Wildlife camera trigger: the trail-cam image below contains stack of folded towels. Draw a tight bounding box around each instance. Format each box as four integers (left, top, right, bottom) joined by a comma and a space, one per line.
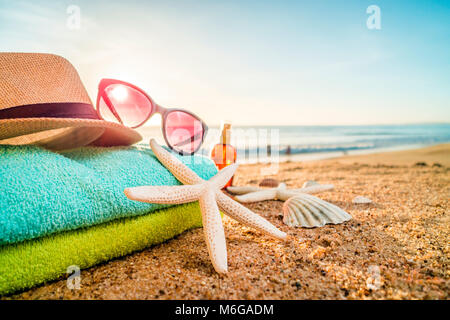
0, 144, 217, 295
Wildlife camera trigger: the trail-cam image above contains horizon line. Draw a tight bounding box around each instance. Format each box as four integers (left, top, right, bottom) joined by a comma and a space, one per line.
139, 121, 450, 128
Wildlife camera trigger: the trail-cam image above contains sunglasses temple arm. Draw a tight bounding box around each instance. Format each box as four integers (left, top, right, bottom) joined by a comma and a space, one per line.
101, 92, 124, 125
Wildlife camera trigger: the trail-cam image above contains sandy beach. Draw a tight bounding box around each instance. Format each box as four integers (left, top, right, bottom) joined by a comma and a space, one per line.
5, 143, 449, 300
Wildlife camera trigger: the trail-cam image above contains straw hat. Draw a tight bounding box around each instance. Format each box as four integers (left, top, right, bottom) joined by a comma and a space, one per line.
0, 52, 142, 150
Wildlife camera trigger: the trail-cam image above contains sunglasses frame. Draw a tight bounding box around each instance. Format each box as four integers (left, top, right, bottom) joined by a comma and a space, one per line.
96, 78, 208, 155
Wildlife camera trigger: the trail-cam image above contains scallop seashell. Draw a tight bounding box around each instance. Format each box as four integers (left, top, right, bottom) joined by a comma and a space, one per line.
352, 196, 372, 204
282, 194, 352, 228
259, 178, 280, 188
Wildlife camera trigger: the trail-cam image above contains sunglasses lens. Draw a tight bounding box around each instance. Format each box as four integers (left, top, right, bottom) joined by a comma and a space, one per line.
99, 84, 152, 127
165, 111, 204, 154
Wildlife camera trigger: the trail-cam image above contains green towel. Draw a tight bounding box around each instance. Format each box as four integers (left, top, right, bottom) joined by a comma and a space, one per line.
0, 145, 217, 246
0, 202, 203, 295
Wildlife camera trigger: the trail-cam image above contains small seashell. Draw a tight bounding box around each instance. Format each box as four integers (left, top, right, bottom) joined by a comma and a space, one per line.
259, 178, 279, 188
352, 196, 372, 204
302, 180, 320, 188
282, 194, 352, 228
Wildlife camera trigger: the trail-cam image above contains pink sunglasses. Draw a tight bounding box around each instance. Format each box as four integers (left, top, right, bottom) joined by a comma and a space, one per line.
96, 79, 208, 155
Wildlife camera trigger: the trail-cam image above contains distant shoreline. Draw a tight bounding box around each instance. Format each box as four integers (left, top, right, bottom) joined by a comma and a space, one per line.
236, 142, 450, 165
278, 143, 438, 162
234, 142, 450, 168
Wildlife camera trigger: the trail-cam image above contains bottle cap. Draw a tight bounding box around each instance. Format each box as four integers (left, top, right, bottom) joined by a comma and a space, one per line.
220, 122, 231, 145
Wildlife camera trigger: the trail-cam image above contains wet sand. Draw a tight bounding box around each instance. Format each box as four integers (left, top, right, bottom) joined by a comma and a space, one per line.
5, 144, 449, 299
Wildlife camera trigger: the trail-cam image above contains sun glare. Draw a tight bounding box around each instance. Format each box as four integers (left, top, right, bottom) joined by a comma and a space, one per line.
110, 85, 129, 102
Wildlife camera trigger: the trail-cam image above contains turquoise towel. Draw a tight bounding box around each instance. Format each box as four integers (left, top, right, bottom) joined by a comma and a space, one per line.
0, 144, 217, 246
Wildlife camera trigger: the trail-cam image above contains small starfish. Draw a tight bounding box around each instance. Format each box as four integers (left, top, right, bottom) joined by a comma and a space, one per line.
227, 182, 334, 203
124, 139, 287, 274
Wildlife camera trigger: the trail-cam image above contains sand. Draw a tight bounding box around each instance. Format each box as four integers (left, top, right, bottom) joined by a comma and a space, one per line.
4, 144, 449, 300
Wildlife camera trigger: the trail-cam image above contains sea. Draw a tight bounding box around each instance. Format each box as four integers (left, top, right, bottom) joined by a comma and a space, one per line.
136, 123, 450, 163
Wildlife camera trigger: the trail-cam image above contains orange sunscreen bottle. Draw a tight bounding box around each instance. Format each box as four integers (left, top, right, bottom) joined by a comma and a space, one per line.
211, 123, 237, 188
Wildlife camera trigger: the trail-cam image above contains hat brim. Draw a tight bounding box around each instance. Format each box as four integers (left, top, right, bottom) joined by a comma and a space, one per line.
0, 118, 142, 150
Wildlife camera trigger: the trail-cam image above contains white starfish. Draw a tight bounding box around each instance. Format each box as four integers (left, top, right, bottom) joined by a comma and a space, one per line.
227, 182, 334, 203
124, 139, 287, 274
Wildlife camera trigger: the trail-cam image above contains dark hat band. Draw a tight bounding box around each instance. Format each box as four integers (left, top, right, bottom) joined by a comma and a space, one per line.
0, 103, 100, 120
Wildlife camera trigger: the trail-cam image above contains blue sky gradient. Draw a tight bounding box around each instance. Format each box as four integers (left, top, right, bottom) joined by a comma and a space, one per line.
0, 0, 449, 125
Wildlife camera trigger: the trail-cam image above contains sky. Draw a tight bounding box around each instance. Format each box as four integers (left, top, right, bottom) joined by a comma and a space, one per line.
0, 0, 449, 126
